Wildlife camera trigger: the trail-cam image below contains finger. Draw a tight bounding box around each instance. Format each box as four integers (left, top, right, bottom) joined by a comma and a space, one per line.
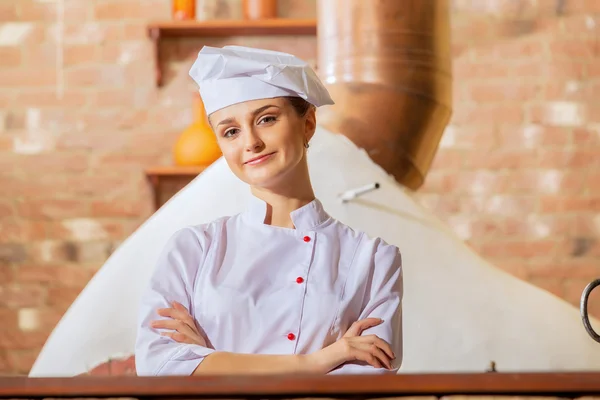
172, 301, 189, 313
157, 308, 197, 331
354, 335, 395, 360
355, 342, 392, 370
151, 319, 198, 339
345, 318, 383, 337
352, 348, 383, 369
160, 331, 194, 344
372, 337, 395, 360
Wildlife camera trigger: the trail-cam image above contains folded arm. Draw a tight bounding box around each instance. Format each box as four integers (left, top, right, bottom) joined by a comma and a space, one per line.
329, 240, 403, 375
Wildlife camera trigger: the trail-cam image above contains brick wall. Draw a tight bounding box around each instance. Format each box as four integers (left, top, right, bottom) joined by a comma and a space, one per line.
0, 0, 598, 375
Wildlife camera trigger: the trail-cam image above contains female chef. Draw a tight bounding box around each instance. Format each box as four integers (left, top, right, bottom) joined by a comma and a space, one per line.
135, 45, 403, 376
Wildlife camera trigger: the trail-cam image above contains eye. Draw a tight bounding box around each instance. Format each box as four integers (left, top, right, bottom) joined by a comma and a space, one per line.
258, 115, 277, 124
223, 128, 239, 138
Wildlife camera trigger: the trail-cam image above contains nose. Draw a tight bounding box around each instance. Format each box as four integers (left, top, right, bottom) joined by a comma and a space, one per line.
244, 128, 264, 152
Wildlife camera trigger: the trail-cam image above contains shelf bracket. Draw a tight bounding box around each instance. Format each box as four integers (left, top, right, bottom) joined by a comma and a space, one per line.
148, 27, 163, 87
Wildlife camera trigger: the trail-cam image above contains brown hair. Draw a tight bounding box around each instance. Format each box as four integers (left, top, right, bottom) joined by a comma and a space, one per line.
286, 96, 315, 117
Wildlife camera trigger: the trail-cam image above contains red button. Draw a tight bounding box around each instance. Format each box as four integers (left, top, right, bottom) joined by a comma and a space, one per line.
296, 277, 304, 284
287, 333, 296, 341
303, 236, 311, 242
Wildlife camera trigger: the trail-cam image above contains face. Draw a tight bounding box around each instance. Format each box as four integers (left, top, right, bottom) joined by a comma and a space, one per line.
209, 97, 316, 189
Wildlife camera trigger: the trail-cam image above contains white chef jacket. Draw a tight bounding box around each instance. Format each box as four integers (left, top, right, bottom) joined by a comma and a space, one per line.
135, 196, 403, 376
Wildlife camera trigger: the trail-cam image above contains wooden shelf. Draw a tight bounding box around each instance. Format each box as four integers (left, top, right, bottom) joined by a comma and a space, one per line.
145, 165, 207, 209
147, 18, 317, 86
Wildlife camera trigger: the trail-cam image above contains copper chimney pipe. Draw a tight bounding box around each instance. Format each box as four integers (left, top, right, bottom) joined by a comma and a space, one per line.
317, 0, 453, 190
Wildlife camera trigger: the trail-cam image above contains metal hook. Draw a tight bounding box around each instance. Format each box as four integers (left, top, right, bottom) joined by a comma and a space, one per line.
581, 279, 600, 343
339, 182, 380, 203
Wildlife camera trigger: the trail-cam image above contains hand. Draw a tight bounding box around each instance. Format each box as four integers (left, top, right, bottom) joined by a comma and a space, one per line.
309, 318, 395, 373
151, 301, 207, 346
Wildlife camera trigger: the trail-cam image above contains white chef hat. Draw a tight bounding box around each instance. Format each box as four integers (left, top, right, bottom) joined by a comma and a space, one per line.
189, 45, 335, 116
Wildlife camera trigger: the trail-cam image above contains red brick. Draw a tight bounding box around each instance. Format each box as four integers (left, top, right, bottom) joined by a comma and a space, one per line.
498, 125, 571, 148
0, 329, 49, 351
528, 260, 600, 279
12, 90, 88, 108
16, 265, 96, 287
420, 171, 459, 193
429, 149, 464, 169
29, 241, 75, 264
560, 14, 600, 35
91, 197, 151, 218
64, 45, 99, 66
508, 61, 544, 78
0, 200, 13, 218
20, 153, 89, 175
589, 63, 600, 78
561, 196, 600, 212
548, 38, 596, 59
545, 61, 586, 79
464, 149, 538, 169
57, 129, 131, 151
538, 150, 598, 168
573, 127, 600, 146
502, 215, 572, 238
479, 240, 557, 259
0, 308, 18, 328
6, 349, 39, 375
587, 172, 600, 195
47, 286, 83, 309
0, 243, 27, 264
454, 61, 510, 80
0, 2, 17, 21
454, 171, 506, 195
458, 105, 524, 125
0, 47, 21, 68
440, 125, 497, 150
493, 38, 545, 60
94, 0, 168, 20
0, 264, 14, 285
66, 66, 127, 88
92, 90, 136, 108
507, 170, 585, 194
0, 69, 56, 88
16, 199, 89, 220
18, 0, 89, 22
100, 41, 152, 65
0, 285, 46, 308
123, 22, 148, 40
528, 277, 564, 298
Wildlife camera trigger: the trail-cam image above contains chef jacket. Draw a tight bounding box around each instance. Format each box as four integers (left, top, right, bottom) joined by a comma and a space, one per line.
135, 196, 403, 375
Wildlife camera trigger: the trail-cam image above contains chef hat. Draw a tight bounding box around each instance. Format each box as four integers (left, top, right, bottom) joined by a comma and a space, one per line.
189, 45, 335, 115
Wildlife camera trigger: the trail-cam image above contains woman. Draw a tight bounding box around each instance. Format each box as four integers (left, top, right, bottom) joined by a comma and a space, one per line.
135, 45, 403, 376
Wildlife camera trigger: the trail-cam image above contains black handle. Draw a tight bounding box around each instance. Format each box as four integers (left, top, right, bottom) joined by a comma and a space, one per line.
581, 279, 600, 343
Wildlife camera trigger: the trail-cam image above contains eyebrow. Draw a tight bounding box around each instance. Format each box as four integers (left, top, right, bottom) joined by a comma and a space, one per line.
216, 104, 280, 127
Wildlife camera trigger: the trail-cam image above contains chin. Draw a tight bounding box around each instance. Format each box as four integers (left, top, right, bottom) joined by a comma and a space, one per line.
241, 165, 292, 189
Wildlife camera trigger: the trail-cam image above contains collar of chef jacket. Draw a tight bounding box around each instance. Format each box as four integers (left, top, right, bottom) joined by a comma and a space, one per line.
243, 195, 331, 231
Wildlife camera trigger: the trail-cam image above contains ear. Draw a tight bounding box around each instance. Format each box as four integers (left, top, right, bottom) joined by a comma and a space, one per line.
304, 107, 317, 142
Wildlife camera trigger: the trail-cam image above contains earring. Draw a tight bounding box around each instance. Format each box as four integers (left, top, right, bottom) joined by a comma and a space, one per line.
304, 142, 310, 149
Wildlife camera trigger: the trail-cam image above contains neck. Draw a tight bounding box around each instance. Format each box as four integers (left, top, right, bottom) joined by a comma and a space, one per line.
251, 163, 315, 229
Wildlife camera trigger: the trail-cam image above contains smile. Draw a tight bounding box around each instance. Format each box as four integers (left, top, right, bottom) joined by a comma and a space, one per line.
244, 152, 276, 166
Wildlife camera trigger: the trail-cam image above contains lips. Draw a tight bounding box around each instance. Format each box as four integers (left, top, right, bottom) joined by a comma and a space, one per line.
244, 152, 275, 165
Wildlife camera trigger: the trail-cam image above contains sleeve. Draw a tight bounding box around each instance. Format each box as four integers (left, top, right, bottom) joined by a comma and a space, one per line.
328, 240, 403, 375
135, 227, 216, 376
